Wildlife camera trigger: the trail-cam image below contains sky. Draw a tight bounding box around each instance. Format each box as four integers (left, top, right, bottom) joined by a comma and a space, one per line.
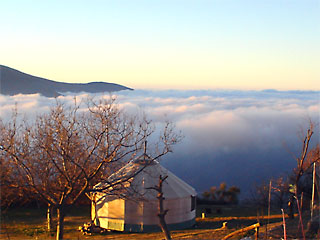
1, 0, 319, 90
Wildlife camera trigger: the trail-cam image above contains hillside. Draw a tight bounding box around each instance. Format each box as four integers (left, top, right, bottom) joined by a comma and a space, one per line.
0, 65, 133, 97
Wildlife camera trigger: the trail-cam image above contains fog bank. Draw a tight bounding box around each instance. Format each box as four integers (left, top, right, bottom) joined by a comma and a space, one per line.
0, 89, 319, 197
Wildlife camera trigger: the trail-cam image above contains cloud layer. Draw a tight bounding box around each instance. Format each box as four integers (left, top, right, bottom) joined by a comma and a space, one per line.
1, 90, 319, 198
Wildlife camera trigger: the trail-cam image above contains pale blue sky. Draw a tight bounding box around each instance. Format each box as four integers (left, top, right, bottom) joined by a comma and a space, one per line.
1, 0, 319, 90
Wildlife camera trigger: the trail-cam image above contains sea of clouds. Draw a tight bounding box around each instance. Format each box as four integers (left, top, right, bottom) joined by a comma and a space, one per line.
0, 89, 319, 199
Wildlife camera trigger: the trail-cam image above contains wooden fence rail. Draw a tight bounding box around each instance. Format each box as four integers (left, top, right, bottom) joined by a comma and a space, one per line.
222, 223, 260, 240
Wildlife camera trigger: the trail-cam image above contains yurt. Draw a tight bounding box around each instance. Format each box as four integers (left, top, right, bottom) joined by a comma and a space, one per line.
91, 155, 197, 232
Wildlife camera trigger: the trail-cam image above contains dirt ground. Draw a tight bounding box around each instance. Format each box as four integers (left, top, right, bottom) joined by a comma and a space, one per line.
1, 206, 319, 239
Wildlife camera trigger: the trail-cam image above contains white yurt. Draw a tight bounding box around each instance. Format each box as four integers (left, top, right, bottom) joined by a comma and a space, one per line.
91, 154, 197, 232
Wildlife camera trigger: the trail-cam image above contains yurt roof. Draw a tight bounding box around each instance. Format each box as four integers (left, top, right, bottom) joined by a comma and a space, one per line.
94, 157, 196, 200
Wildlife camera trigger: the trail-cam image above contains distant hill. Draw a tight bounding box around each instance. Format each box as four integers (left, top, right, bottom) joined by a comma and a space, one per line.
0, 65, 133, 97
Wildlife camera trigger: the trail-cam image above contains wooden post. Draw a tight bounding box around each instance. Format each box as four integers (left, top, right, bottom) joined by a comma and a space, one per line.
281, 208, 287, 240
266, 180, 272, 239
311, 162, 316, 219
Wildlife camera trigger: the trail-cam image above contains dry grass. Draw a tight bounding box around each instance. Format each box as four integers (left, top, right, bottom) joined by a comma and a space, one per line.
1, 205, 313, 240
0, 210, 234, 240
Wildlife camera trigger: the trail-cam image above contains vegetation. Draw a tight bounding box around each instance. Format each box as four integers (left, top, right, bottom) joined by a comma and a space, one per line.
201, 182, 241, 205
0, 97, 180, 240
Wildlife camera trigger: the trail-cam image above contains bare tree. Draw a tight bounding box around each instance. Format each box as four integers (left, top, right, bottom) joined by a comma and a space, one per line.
288, 122, 319, 219
249, 177, 290, 210
272, 177, 290, 209
0, 97, 179, 240
0, 145, 30, 209
0, 115, 38, 210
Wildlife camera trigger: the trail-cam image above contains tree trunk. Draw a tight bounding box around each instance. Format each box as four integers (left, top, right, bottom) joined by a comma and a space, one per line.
157, 176, 171, 240
56, 207, 65, 240
158, 193, 171, 240
47, 203, 53, 231
158, 212, 171, 240
147, 175, 171, 240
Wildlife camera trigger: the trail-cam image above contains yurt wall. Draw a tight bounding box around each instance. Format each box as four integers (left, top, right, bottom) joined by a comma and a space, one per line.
93, 194, 126, 231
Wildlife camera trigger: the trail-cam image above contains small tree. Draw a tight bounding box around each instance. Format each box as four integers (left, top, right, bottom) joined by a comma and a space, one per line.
216, 182, 227, 201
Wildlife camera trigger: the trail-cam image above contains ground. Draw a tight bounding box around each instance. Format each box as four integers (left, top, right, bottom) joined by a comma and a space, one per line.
0, 205, 318, 239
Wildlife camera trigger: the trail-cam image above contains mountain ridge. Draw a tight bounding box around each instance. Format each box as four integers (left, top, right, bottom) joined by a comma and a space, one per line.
0, 65, 133, 97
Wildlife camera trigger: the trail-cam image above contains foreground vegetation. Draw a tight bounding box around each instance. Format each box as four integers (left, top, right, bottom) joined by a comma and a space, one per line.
1, 204, 315, 240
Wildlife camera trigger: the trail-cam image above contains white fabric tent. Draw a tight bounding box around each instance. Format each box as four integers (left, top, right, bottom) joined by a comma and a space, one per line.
91, 157, 197, 232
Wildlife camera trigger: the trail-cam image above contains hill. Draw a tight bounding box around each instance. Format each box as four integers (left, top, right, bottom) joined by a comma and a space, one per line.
0, 65, 133, 97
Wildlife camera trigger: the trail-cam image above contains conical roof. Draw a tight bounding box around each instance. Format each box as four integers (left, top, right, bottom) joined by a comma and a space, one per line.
95, 157, 196, 200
